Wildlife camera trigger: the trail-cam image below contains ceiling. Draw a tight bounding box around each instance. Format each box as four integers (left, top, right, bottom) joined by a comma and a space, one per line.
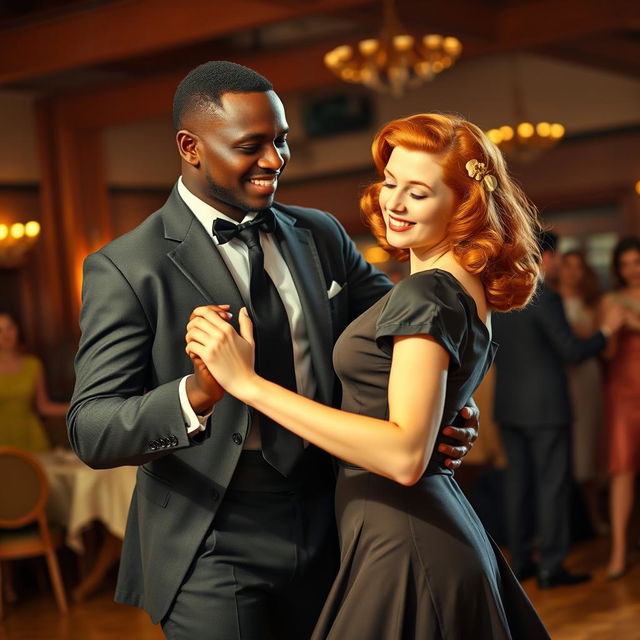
0, 0, 638, 94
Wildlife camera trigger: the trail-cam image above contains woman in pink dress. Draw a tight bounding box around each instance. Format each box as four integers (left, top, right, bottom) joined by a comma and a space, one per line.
602, 237, 640, 578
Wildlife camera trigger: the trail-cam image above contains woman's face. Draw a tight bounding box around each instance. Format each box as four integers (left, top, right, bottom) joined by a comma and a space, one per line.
618, 248, 640, 288
0, 314, 19, 351
559, 254, 585, 289
379, 146, 454, 259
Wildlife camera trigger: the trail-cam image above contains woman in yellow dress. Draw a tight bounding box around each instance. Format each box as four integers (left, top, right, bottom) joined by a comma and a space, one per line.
0, 311, 68, 452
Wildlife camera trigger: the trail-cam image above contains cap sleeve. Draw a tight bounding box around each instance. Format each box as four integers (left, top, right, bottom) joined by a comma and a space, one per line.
375, 272, 466, 368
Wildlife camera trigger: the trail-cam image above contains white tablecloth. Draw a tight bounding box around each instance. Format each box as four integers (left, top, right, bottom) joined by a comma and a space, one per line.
36, 449, 137, 553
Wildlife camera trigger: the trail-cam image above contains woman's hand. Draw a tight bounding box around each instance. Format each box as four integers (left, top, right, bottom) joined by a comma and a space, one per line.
186, 305, 257, 398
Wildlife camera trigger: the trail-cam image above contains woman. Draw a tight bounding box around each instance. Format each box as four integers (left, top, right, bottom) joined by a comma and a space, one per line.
601, 237, 640, 579
558, 251, 607, 534
0, 311, 68, 451
186, 114, 549, 638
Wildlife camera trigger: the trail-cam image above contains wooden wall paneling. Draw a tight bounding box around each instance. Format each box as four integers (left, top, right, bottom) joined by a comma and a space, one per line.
36, 98, 112, 338
35, 101, 75, 347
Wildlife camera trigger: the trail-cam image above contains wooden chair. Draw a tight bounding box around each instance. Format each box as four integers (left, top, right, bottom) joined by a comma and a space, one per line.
0, 447, 68, 619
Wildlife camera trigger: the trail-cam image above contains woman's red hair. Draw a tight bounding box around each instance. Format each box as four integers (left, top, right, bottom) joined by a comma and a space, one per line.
361, 113, 540, 311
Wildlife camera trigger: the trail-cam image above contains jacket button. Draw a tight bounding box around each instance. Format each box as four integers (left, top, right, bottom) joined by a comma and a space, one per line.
149, 441, 158, 450
232, 433, 243, 445
169, 435, 178, 446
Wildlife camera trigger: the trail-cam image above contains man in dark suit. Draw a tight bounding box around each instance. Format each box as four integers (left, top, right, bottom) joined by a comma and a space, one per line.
493, 230, 623, 589
67, 61, 478, 639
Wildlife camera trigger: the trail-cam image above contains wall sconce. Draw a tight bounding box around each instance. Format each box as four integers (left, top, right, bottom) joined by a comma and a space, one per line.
0, 221, 41, 268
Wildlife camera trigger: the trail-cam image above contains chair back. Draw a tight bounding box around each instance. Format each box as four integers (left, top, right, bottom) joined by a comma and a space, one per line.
0, 447, 49, 529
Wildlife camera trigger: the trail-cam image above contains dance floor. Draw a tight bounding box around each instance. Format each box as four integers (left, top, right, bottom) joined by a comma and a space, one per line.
1, 530, 639, 640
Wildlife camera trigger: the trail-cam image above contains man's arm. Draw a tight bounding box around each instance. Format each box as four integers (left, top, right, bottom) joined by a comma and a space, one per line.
67, 252, 191, 468
536, 287, 611, 363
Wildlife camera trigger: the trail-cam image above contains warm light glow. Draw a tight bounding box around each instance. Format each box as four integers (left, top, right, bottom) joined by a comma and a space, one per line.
635, 180, 640, 196
550, 123, 565, 139
536, 122, 551, 137
499, 125, 515, 141
487, 129, 502, 144
364, 246, 391, 264
10, 223, 25, 239
393, 34, 414, 51
25, 220, 41, 238
324, 0, 462, 97
359, 39, 379, 56
0, 220, 42, 267
517, 122, 535, 138
423, 34, 443, 49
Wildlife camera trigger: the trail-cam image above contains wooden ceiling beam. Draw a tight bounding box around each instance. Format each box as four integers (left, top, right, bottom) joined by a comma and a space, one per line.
497, 0, 640, 49
44, 39, 345, 129
0, 0, 376, 84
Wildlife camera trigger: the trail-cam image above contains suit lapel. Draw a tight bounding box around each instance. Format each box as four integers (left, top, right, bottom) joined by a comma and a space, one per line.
274, 208, 335, 406
162, 187, 245, 313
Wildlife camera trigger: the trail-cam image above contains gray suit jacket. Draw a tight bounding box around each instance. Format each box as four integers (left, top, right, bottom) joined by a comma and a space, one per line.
67, 186, 391, 622
492, 280, 606, 427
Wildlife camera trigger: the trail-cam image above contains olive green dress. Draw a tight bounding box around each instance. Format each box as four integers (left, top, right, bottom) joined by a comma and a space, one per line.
0, 355, 50, 452
312, 270, 549, 640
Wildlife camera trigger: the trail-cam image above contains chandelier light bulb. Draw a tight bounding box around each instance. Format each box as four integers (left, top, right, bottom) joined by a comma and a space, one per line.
517, 122, 535, 138
25, 221, 41, 238
499, 125, 515, 141
10, 223, 25, 239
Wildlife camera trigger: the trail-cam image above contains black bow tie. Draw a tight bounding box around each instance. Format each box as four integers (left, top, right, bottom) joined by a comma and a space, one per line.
212, 210, 276, 245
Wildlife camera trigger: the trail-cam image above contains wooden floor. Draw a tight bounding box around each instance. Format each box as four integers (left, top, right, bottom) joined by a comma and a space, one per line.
1, 532, 639, 639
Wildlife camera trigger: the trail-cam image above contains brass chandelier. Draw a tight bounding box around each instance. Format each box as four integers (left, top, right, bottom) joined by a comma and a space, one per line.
486, 57, 565, 163
324, 0, 462, 97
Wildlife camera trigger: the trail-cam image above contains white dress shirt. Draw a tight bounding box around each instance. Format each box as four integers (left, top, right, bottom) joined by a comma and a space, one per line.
176, 177, 317, 434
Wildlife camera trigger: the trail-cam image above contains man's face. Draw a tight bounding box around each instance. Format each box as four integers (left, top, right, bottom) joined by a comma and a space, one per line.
179, 90, 290, 221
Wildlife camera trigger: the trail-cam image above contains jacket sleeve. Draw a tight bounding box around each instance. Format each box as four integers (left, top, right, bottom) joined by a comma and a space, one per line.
67, 252, 192, 469
326, 213, 392, 320
535, 287, 606, 364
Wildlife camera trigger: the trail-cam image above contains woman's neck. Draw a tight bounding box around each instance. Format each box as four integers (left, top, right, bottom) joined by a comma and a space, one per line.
409, 241, 452, 274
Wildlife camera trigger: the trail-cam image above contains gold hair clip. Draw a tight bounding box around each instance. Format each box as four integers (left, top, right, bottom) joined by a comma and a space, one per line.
465, 159, 497, 192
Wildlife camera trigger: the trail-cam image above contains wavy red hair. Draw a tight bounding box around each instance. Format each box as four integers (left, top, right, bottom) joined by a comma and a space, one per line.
361, 113, 540, 311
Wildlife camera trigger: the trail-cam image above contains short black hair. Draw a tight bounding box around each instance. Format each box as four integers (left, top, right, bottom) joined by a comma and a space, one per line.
172, 61, 273, 130
537, 230, 558, 254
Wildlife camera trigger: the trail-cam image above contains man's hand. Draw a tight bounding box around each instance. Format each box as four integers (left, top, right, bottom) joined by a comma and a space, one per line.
438, 405, 479, 470
185, 305, 232, 414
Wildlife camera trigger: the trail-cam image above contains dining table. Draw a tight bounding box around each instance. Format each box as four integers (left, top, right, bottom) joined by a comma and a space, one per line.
36, 448, 138, 601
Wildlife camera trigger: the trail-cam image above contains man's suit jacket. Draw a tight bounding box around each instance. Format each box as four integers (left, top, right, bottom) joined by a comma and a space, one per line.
67, 186, 392, 622
492, 280, 606, 427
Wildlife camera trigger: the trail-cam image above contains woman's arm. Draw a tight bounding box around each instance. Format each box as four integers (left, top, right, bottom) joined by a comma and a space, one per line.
34, 367, 69, 417
598, 294, 619, 359
186, 306, 449, 486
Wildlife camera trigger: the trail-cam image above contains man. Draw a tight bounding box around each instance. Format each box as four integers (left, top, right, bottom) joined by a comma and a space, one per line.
67, 61, 477, 639
493, 230, 623, 589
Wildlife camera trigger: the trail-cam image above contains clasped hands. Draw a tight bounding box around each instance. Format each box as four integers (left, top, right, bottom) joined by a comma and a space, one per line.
185, 304, 479, 469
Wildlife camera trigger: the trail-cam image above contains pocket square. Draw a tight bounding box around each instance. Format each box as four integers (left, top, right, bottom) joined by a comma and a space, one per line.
327, 281, 344, 299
